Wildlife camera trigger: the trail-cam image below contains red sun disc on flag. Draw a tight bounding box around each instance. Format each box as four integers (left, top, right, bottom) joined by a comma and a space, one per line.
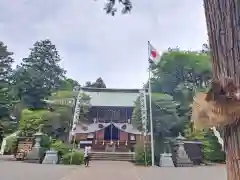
151, 50, 157, 58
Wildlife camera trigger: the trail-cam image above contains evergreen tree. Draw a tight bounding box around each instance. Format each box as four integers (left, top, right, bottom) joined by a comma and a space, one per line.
0, 41, 14, 119
0, 41, 14, 142
84, 77, 106, 88
12, 39, 66, 109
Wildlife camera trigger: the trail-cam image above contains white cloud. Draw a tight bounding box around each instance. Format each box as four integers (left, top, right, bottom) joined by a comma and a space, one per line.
0, 0, 207, 88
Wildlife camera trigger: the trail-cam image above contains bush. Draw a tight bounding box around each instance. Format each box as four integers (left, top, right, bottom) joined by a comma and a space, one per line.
186, 129, 225, 163
40, 135, 51, 149
134, 142, 151, 165
203, 132, 225, 163
4, 136, 17, 154
50, 140, 70, 157
62, 151, 84, 165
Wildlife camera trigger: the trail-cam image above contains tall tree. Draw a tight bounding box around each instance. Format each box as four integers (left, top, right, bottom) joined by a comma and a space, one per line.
12, 39, 66, 109
0, 42, 14, 142
92, 77, 106, 88
151, 50, 212, 130
192, 1, 240, 179
0, 41, 14, 120
132, 93, 179, 137
84, 77, 106, 88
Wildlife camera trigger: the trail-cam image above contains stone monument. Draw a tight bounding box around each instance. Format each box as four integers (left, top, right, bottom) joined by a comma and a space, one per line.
42, 149, 59, 164
173, 133, 193, 167
24, 126, 45, 163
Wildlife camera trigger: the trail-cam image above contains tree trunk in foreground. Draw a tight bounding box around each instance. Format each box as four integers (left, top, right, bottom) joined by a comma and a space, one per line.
204, 1, 240, 180
224, 124, 240, 180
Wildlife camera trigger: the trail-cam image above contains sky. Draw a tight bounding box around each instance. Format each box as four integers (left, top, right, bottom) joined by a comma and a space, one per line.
0, 0, 208, 88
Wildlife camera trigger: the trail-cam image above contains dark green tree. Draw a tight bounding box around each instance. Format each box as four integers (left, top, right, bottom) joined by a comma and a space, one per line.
0, 41, 14, 119
84, 77, 106, 88
12, 39, 66, 109
132, 93, 179, 137
151, 49, 212, 132
0, 41, 14, 142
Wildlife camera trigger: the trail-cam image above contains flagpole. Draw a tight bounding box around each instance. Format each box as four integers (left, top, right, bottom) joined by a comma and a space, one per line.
148, 41, 155, 166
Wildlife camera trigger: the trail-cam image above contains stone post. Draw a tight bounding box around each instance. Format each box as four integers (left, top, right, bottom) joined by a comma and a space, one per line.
24, 127, 44, 163
159, 141, 174, 167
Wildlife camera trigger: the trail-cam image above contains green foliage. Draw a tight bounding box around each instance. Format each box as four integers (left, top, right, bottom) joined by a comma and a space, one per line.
0, 41, 14, 120
84, 77, 106, 88
186, 129, 225, 163
19, 108, 71, 137
50, 140, 70, 157
132, 48, 224, 164
132, 93, 179, 137
62, 151, 84, 165
19, 109, 51, 136
49, 91, 76, 100
79, 93, 91, 122
131, 97, 142, 130
151, 93, 180, 136
1, 120, 18, 136
12, 39, 66, 109
4, 136, 17, 154
203, 131, 225, 162
151, 49, 212, 129
58, 78, 79, 91
40, 135, 51, 149
134, 142, 151, 165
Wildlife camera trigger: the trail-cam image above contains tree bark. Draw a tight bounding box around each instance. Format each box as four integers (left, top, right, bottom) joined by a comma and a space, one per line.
224, 124, 240, 180
203, 1, 240, 180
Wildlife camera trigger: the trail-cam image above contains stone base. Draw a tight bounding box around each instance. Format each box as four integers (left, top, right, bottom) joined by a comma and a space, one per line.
42, 150, 59, 164
175, 157, 193, 167
175, 143, 193, 167
159, 153, 174, 167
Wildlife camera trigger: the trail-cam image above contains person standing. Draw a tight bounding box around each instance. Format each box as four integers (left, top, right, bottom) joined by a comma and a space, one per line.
84, 146, 90, 167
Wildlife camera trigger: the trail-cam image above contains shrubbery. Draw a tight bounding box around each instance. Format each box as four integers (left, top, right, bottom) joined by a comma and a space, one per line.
50, 140, 70, 157
4, 136, 17, 154
186, 128, 225, 163
202, 131, 225, 162
62, 151, 84, 165
134, 142, 151, 165
40, 134, 51, 149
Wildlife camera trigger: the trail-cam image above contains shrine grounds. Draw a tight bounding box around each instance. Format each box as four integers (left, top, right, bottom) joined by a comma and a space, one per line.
0, 160, 226, 180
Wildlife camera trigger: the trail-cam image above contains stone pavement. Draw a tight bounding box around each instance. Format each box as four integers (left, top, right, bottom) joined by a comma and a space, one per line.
0, 161, 76, 180
63, 161, 142, 180
0, 159, 227, 180
136, 164, 227, 180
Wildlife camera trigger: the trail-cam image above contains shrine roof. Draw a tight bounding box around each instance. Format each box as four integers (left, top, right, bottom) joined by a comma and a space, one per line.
72, 123, 143, 135
81, 87, 141, 107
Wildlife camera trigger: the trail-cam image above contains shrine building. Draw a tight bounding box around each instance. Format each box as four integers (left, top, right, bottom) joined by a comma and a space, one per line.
70, 87, 149, 152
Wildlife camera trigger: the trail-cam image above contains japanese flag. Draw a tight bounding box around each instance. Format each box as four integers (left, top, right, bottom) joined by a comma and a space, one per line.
148, 41, 160, 64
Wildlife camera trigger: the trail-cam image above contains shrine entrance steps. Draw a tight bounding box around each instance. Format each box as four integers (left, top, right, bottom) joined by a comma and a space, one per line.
89, 151, 135, 162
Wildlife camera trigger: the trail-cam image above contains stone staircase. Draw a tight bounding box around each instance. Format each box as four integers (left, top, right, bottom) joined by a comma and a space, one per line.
89, 152, 135, 162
